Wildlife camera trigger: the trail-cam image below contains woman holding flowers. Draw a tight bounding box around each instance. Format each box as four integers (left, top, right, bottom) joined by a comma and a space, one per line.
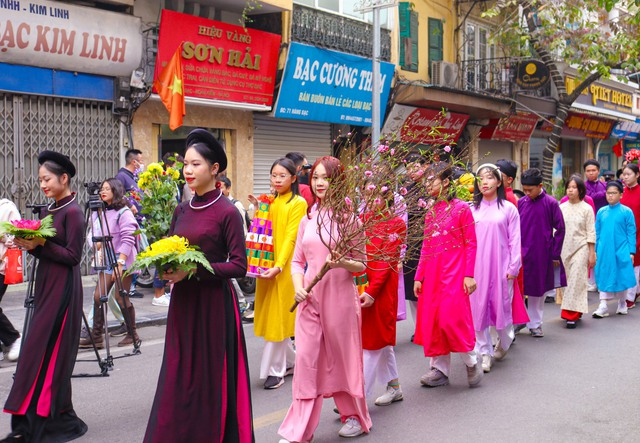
413, 162, 482, 388
470, 164, 521, 373
278, 156, 372, 443
143, 129, 253, 443
79, 178, 140, 349
251, 157, 307, 390
3, 151, 87, 442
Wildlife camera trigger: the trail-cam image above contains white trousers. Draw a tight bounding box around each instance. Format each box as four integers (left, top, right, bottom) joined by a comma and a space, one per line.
475, 325, 514, 357
363, 346, 399, 397
526, 290, 554, 329
599, 290, 627, 301
260, 338, 296, 379
431, 351, 477, 377
626, 266, 640, 302
408, 300, 418, 326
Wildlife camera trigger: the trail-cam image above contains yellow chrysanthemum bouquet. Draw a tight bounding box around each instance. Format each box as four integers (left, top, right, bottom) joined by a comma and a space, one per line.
127, 235, 213, 279
137, 162, 183, 242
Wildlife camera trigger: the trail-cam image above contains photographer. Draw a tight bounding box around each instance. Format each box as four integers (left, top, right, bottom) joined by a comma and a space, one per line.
80, 178, 140, 348
285, 152, 314, 207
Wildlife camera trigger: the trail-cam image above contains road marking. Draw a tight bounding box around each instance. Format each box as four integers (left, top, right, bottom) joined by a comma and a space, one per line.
253, 408, 288, 429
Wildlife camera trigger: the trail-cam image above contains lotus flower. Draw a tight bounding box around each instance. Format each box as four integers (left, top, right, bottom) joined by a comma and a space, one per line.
11, 219, 41, 230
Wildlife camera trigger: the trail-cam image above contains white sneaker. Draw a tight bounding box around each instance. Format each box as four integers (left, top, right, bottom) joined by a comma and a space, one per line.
617, 299, 628, 315
482, 354, 492, 373
152, 293, 171, 307
494, 339, 508, 361
592, 302, 609, 318
338, 417, 363, 438
7, 336, 21, 362
374, 385, 403, 406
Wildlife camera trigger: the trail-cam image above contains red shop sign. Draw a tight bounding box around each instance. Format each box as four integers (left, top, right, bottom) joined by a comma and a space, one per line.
539, 111, 614, 140
480, 112, 539, 142
154, 10, 281, 107
382, 105, 469, 145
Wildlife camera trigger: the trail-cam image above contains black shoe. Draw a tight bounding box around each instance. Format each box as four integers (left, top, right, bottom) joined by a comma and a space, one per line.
129, 290, 144, 298
545, 295, 555, 303
264, 376, 284, 389
566, 321, 577, 329
109, 323, 128, 337
513, 324, 526, 334
410, 334, 414, 343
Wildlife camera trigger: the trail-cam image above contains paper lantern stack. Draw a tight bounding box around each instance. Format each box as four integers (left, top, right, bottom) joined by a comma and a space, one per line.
246, 195, 275, 277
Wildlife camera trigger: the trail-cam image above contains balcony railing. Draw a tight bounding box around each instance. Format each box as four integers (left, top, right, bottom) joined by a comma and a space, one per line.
460, 57, 552, 98
291, 4, 391, 62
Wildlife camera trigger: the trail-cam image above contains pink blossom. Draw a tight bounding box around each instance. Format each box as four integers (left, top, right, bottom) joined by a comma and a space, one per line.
415, 170, 424, 177
367, 184, 376, 191
11, 219, 41, 230
354, 165, 359, 170
390, 148, 395, 155
381, 186, 389, 193
432, 231, 441, 237
344, 197, 352, 207
364, 170, 373, 177
374, 197, 382, 206
418, 199, 428, 208
388, 233, 399, 242
399, 187, 407, 196
444, 145, 452, 153
377, 145, 390, 153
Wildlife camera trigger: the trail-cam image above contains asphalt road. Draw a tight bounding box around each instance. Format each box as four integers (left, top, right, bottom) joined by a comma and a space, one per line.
1, 291, 640, 442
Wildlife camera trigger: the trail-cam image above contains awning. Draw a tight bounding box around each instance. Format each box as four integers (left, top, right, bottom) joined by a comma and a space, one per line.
381, 104, 469, 145
479, 111, 539, 142
393, 83, 511, 120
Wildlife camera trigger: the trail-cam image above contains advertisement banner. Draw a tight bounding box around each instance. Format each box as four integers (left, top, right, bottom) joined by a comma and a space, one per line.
540, 112, 614, 140
479, 112, 539, 142
381, 104, 469, 145
274, 42, 395, 126
154, 10, 281, 107
0, 0, 142, 77
611, 120, 640, 140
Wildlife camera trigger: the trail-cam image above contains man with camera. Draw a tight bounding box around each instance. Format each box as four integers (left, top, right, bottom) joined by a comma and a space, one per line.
285, 152, 314, 207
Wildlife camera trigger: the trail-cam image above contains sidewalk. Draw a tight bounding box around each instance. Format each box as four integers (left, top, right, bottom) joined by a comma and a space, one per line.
2, 276, 170, 334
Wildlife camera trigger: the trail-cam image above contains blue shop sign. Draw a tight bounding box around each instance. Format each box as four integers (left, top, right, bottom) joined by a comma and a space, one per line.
275, 42, 395, 126
611, 119, 640, 140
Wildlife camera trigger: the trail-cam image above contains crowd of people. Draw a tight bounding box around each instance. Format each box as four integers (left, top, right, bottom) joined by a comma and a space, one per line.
1, 133, 639, 443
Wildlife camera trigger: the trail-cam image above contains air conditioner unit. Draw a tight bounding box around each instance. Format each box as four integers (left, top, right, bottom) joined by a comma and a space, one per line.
432, 61, 459, 88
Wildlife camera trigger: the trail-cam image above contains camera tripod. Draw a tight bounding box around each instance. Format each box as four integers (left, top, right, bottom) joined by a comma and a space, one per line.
20, 204, 48, 345
74, 187, 141, 377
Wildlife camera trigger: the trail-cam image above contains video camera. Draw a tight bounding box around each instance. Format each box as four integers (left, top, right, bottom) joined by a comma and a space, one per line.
84, 181, 105, 210
26, 203, 48, 216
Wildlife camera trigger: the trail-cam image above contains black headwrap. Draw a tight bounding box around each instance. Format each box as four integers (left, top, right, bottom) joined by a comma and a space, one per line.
38, 150, 76, 177
186, 129, 228, 172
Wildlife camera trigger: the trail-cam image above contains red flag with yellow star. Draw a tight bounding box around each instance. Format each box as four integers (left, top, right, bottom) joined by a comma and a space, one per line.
154, 43, 185, 130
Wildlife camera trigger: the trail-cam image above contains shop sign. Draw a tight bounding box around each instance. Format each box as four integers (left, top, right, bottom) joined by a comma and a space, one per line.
565, 75, 634, 115
0, 0, 142, 77
611, 120, 640, 140
625, 140, 640, 152
516, 60, 550, 90
274, 42, 395, 126
479, 112, 539, 142
381, 104, 469, 145
154, 10, 281, 107
540, 112, 614, 140
634, 93, 640, 116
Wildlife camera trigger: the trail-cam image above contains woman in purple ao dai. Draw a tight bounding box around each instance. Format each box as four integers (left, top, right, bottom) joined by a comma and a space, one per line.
470, 164, 521, 373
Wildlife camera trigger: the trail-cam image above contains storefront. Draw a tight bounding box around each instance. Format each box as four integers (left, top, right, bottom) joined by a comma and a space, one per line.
132, 9, 281, 204
0, 0, 142, 215
253, 41, 396, 193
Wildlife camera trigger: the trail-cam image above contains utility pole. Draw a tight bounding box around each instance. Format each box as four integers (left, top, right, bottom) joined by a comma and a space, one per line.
356, 0, 396, 148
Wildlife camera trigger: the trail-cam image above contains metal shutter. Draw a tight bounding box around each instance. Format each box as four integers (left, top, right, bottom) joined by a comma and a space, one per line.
253, 115, 331, 195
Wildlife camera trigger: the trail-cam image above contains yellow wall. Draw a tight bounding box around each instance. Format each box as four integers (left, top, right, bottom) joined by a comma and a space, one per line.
132, 100, 254, 207
393, 0, 457, 83
261, 0, 292, 11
